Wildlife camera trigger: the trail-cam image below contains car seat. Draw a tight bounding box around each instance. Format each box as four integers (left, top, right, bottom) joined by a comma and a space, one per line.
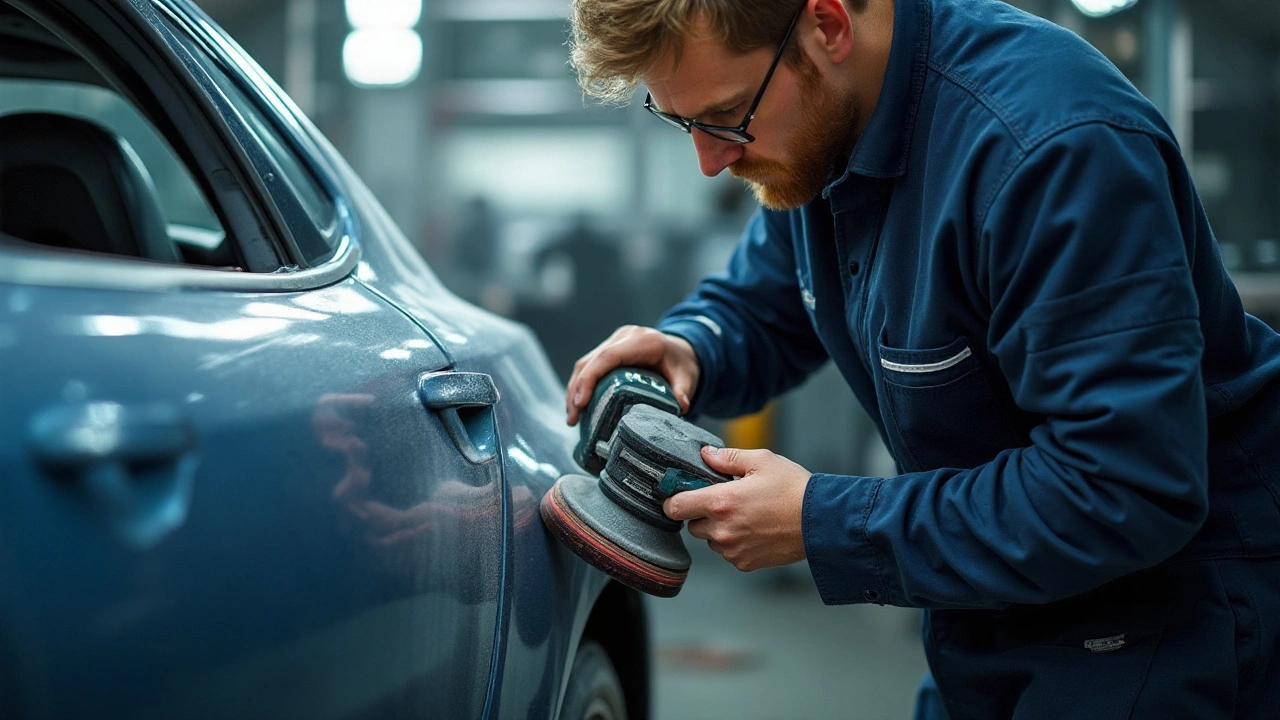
0, 112, 180, 263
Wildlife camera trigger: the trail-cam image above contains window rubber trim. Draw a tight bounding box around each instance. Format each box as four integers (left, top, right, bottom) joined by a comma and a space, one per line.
156, 0, 355, 267
0, 234, 359, 292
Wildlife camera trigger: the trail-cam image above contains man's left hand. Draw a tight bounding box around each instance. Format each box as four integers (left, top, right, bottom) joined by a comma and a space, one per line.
662, 446, 811, 571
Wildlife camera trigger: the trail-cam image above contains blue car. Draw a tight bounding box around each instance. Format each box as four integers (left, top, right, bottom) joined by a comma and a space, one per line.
0, 0, 647, 717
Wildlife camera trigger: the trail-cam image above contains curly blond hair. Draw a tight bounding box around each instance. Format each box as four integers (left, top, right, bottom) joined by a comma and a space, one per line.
570, 0, 815, 105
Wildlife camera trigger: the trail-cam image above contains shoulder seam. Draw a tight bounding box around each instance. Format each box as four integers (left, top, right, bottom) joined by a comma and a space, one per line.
973, 119, 1171, 239
927, 58, 1031, 149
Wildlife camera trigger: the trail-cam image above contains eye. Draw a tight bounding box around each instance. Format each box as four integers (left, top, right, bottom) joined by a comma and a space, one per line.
708, 105, 742, 121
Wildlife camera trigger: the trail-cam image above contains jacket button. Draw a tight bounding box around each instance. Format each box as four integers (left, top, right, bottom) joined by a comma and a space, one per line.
862, 589, 880, 603
848, 261, 860, 276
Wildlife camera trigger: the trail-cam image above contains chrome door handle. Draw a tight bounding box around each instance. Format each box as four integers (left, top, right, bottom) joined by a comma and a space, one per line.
418, 371, 499, 464
27, 401, 198, 548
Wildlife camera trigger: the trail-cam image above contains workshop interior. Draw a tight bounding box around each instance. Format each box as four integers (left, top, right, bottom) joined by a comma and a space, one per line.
2, 0, 1278, 718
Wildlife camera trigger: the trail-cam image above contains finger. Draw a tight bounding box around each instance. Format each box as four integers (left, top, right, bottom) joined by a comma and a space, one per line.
567, 326, 663, 425
705, 538, 726, 557
566, 330, 634, 415
663, 485, 718, 521
668, 370, 695, 414
700, 445, 765, 477
652, 334, 697, 413
565, 352, 595, 424
685, 517, 711, 540
565, 352, 609, 426
566, 334, 619, 418
566, 356, 615, 426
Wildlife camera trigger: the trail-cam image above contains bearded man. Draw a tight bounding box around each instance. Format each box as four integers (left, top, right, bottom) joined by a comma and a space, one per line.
563, 0, 1280, 717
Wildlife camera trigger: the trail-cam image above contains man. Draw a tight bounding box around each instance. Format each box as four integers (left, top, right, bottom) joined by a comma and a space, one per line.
563, 0, 1280, 717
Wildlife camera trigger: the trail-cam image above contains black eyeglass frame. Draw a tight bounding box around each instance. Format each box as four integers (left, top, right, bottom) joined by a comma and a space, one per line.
643, 4, 805, 144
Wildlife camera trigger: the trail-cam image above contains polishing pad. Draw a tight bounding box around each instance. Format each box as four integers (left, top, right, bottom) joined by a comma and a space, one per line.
542, 404, 733, 597
541, 474, 689, 597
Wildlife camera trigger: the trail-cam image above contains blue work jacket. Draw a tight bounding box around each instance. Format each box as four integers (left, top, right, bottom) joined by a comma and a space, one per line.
658, 0, 1280, 716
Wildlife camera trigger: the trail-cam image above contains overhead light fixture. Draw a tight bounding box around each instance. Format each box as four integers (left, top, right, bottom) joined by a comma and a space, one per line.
343, 29, 422, 87
342, 0, 423, 87
1070, 0, 1141, 18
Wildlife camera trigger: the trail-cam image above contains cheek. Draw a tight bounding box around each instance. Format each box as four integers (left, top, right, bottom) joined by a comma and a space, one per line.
756, 111, 801, 159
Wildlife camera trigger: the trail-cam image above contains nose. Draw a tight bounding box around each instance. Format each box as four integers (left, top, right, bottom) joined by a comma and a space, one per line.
691, 130, 744, 177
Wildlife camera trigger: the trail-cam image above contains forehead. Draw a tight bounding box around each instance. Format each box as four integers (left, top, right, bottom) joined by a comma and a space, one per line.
642, 15, 767, 115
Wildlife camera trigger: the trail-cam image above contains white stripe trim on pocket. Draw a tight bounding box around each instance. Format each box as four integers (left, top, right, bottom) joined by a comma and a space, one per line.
880, 346, 972, 374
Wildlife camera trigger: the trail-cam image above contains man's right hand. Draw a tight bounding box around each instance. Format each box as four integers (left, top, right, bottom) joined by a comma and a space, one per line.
565, 325, 701, 426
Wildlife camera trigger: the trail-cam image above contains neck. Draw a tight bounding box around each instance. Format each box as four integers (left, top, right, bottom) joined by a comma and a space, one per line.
846, 0, 896, 138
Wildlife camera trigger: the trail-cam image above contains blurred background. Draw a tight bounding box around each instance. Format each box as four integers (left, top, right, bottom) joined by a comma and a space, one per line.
194, 0, 1280, 717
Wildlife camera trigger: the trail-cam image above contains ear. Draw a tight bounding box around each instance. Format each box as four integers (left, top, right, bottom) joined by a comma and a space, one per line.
804, 0, 855, 64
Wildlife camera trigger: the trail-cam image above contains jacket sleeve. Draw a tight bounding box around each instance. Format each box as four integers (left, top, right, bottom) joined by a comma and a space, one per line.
656, 209, 830, 419
804, 122, 1211, 609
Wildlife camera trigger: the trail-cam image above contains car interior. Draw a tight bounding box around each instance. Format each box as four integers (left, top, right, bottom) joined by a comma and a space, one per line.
0, 111, 181, 262
0, 1, 240, 268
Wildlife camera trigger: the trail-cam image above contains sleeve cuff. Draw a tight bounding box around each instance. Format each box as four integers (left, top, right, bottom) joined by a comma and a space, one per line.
803, 473, 894, 606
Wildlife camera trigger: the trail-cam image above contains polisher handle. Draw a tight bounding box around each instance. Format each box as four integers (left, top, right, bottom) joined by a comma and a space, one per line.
657, 468, 714, 498
574, 367, 682, 475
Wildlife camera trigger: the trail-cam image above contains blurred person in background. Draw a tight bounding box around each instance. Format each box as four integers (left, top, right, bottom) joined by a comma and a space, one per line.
521, 212, 635, 381
561, 0, 1280, 717
449, 196, 505, 310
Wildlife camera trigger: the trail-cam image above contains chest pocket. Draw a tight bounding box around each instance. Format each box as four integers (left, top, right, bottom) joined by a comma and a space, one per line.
877, 336, 1028, 472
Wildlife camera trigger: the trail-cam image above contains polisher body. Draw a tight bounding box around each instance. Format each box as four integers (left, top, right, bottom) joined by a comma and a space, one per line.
542, 370, 731, 597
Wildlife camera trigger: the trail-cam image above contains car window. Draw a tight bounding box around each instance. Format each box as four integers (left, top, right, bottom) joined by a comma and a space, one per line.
0, 3, 251, 269
0, 79, 222, 241
188, 50, 340, 265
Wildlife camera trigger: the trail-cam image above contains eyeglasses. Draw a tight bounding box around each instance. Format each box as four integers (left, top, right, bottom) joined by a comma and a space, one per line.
643, 4, 805, 144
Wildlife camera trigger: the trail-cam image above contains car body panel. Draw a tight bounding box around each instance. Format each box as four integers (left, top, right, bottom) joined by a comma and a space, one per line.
0, 274, 513, 718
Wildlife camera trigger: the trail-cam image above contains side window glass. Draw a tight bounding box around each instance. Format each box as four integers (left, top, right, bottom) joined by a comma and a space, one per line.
190, 52, 340, 264
0, 3, 245, 269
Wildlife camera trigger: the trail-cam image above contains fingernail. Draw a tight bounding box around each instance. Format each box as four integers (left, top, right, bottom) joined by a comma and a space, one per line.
703, 445, 719, 455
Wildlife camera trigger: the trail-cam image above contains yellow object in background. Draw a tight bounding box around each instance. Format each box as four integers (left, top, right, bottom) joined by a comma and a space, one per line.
722, 401, 775, 450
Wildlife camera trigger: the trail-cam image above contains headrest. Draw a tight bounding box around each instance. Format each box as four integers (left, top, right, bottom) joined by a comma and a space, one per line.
0, 112, 179, 263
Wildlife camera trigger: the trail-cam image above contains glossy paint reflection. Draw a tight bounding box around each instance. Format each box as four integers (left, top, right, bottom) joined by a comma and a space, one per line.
313, 391, 504, 554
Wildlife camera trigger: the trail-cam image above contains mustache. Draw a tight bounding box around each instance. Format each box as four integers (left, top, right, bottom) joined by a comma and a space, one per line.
728, 157, 789, 181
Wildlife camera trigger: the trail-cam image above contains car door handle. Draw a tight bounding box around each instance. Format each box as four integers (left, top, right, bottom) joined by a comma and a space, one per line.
418, 371, 500, 464
27, 401, 198, 548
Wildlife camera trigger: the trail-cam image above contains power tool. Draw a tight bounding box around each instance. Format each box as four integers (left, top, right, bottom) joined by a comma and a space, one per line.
540, 368, 732, 597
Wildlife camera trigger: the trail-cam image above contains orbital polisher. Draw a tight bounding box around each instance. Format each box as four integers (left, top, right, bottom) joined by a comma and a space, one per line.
540, 368, 732, 597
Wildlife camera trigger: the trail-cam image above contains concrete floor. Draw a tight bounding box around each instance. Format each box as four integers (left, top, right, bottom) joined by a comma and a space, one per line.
647, 533, 928, 720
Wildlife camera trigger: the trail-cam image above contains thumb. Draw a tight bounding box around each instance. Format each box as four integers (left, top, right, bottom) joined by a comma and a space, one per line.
701, 445, 753, 477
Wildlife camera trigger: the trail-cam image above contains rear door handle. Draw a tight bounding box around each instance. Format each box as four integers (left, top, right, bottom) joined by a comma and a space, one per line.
418, 371, 500, 464
27, 401, 198, 548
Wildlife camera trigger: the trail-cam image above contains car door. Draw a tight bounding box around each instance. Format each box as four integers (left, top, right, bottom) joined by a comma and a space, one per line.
0, 1, 504, 717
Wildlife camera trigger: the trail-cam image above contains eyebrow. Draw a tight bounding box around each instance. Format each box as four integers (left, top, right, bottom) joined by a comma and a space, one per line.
666, 91, 751, 122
